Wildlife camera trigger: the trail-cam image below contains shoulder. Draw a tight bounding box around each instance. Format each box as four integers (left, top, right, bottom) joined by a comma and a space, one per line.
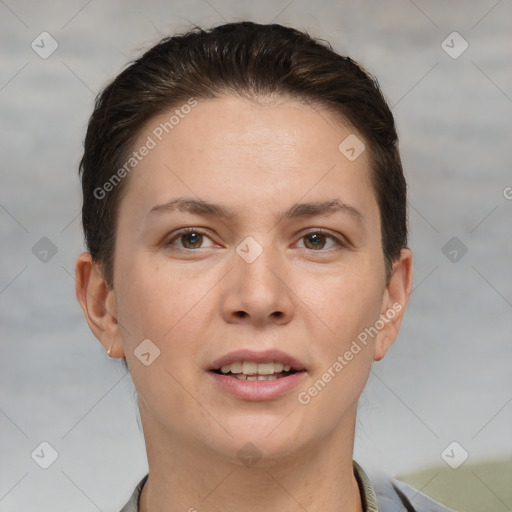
118, 474, 148, 512
368, 469, 457, 512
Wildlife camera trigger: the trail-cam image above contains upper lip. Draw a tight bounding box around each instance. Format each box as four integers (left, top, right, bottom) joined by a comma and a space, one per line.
210, 349, 306, 371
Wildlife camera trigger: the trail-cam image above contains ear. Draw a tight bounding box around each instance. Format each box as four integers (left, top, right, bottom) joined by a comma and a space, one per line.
75, 252, 125, 358
373, 248, 413, 361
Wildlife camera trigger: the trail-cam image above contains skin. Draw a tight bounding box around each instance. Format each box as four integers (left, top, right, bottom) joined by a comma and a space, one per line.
76, 95, 413, 512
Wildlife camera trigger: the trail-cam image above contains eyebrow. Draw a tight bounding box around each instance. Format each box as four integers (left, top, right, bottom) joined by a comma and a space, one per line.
148, 197, 363, 222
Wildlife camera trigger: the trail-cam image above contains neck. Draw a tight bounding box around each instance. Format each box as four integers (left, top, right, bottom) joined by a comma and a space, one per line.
138, 408, 363, 512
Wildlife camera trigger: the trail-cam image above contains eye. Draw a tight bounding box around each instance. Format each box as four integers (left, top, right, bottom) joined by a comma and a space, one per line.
166, 228, 216, 250
296, 230, 344, 251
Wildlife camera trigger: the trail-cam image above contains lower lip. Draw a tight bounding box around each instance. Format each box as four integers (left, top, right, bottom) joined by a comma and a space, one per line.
209, 371, 307, 401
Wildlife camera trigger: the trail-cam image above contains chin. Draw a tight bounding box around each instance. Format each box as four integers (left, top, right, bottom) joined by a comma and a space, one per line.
198, 413, 311, 466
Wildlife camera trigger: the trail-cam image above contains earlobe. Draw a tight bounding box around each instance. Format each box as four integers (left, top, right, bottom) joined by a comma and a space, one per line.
75, 252, 125, 358
374, 248, 413, 361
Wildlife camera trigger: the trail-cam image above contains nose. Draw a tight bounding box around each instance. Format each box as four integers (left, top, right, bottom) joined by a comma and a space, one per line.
220, 240, 295, 327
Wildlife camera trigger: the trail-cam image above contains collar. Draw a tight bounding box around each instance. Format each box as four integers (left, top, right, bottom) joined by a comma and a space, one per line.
353, 460, 379, 511
120, 461, 379, 512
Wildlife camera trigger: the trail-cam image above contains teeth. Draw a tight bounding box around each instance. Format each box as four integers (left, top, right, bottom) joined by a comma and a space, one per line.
257, 362, 274, 375
235, 373, 278, 381
217, 361, 295, 376
230, 361, 242, 373
242, 361, 258, 375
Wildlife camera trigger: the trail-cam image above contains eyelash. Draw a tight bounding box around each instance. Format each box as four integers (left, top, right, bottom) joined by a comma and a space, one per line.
165, 227, 346, 252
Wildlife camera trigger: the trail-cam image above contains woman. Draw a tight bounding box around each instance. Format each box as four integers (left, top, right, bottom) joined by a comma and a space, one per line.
75, 21, 455, 512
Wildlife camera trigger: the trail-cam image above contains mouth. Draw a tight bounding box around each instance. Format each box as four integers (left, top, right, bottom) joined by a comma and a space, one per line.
211, 361, 301, 380
208, 349, 307, 401
209, 349, 306, 377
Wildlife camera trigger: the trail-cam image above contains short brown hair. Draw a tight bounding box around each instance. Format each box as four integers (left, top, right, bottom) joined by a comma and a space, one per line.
79, 21, 407, 287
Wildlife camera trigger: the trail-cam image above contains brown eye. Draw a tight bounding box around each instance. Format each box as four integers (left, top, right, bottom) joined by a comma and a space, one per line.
180, 231, 203, 249
166, 228, 216, 250
304, 232, 327, 250
297, 230, 343, 251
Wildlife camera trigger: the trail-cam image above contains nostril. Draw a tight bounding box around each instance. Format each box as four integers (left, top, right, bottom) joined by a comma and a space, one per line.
234, 311, 283, 319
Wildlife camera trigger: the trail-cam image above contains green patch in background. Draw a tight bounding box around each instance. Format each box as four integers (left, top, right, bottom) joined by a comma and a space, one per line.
397, 458, 512, 512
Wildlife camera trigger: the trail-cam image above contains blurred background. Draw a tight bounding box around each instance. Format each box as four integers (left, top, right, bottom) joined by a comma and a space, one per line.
1, 1, 511, 511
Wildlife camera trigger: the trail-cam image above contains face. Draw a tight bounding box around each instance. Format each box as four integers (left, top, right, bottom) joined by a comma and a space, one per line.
81, 95, 411, 464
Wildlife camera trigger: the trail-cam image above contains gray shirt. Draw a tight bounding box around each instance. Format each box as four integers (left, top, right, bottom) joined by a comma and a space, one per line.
119, 461, 456, 511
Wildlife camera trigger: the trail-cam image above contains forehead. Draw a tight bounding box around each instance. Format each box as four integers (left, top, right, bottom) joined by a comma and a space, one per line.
141, 95, 365, 168
120, 95, 377, 226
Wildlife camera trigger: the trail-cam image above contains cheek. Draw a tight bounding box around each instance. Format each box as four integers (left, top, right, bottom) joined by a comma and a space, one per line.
293, 268, 380, 429
294, 261, 384, 342
113, 252, 221, 353
291, 258, 384, 409
113, 259, 210, 417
